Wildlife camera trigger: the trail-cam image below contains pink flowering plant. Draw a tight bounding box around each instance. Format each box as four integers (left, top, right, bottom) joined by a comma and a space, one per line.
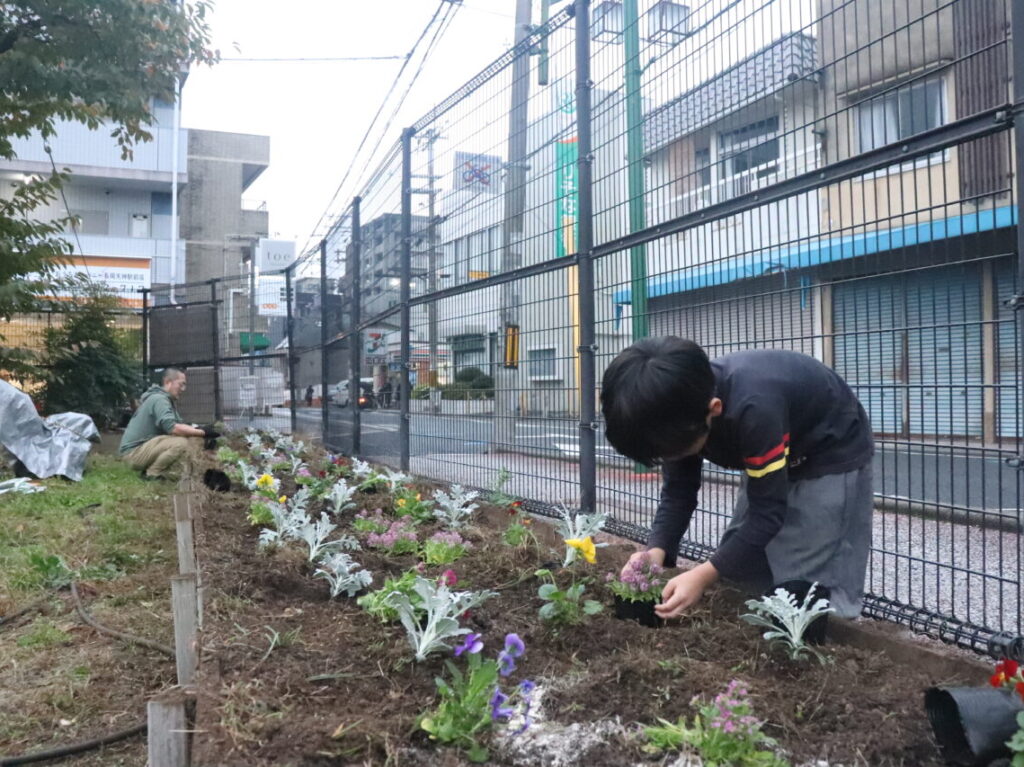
422, 531, 471, 566
419, 632, 535, 762
353, 508, 390, 535
643, 680, 788, 766
366, 520, 419, 555
605, 558, 666, 604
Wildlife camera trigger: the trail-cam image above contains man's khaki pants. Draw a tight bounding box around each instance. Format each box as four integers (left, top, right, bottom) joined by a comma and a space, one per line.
123, 436, 202, 478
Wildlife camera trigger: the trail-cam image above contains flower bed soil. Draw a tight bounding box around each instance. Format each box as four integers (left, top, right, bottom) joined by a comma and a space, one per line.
189, 462, 975, 766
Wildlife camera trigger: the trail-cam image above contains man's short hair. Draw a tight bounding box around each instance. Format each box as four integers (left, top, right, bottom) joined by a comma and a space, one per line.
162, 367, 185, 385
601, 337, 715, 466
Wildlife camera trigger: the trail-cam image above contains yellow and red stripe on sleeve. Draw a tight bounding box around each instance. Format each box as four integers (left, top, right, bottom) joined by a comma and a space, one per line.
743, 434, 790, 478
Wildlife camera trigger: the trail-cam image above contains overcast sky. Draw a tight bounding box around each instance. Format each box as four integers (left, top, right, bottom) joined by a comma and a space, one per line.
181, 0, 517, 249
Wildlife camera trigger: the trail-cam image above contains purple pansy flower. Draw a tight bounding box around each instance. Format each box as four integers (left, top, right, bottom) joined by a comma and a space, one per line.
454, 632, 483, 657
503, 633, 525, 658
490, 687, 514, 721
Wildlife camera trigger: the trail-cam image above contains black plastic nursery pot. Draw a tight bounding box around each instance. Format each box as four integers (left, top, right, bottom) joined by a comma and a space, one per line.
924, 686, 1024, 766
613, 595, 663, 628
203, 468, 231, 492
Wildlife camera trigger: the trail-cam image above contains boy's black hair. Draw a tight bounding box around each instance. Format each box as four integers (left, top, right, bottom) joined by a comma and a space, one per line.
601, 337, 715, 466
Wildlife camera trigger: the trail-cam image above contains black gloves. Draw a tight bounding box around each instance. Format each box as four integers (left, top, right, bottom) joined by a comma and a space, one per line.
200, 424, 221, 450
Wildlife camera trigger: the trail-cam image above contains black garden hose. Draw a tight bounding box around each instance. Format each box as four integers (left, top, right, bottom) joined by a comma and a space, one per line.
0, 722, 146, 766
70, 581, 174, 657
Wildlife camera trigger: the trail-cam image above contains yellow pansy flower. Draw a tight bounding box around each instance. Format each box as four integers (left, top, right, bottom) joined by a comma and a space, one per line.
397, 498, 407, 507
256, 474, 274, 489
278, 495, 287, 504
565, 536, 597, 564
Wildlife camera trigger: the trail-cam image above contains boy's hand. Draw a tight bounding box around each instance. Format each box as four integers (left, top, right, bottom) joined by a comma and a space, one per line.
621, 548, 665, 579
655, 561, 719, 619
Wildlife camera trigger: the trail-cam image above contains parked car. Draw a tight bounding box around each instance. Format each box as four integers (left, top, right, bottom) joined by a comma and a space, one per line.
330, 378, 376, 408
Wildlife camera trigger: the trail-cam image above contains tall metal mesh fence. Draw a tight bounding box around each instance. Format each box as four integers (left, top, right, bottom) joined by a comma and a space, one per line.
145, 0, 1024, 659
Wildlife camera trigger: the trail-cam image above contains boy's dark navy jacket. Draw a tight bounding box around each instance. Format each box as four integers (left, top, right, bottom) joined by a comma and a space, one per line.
647, 349, 874, 582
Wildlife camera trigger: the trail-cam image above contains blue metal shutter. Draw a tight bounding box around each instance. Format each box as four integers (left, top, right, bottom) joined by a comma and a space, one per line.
905, 265, 984, 437
995, 257, 1020, 439
833, 275, 904, 434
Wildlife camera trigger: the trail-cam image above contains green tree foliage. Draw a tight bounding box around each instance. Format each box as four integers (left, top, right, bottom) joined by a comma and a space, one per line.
0, 1, 217, 366
41, 283, 141, 428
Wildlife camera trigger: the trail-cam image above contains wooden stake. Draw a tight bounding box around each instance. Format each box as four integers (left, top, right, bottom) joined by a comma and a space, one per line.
147, 691, 189, 767
171, 574, 198, 686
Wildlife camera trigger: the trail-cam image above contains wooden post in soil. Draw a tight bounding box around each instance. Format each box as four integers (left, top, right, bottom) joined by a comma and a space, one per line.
171, 574, 199, 686
174, 494, 195, 575
147, 689, 190, 767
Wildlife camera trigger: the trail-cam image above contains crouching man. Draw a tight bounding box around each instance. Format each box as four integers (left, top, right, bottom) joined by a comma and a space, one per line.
120, 368, 215, 479
603, 337, 875, 641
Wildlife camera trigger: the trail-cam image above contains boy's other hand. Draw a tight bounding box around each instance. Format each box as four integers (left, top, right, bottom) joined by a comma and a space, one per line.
621, 548, 665, 579
655, 561, 719, 618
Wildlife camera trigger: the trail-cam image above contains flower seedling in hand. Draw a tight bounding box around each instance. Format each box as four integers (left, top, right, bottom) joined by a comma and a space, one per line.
315, 552, 373, 598
606, 557, 666, 603
535, 568, 603, 628
422, 531, 471, 565
419, 632, 535, 763
741, 584, 833, 664
387, 577, 496, 661
432, 484, 480, 529
643, 680, 789, 767
393, 488, 435, 523
366, 520, 419, 555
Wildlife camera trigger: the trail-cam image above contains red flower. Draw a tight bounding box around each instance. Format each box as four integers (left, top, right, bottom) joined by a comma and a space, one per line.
990, 659, 1021, 689
991, 672, 1006, 688
460, 609, 473, 621
318, 470, 327, 478
507, 501, 522, 516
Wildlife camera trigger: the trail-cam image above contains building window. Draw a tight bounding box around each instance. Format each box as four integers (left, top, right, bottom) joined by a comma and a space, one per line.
719, 116, 779, 198
527, 347, 558, 380
857, 77, 945, 153
73, 210, 109, 235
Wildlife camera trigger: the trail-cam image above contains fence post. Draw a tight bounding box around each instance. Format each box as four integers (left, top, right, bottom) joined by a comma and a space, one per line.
320, 239, 330, 447
209, 279, 222, 423
1011, 0, 1024, 471
285, 266, 298, 435
140, 287, 149, 386
574, 0, 597, 515
400, 127, 415, 472
351, 196, 363, 456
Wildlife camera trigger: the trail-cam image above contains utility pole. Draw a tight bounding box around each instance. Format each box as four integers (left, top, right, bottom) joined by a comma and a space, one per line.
496, 0, 533, 451
417, 128, 442, 414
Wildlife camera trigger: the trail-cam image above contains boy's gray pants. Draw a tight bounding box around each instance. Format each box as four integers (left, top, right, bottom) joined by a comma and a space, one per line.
722, 463, 873, 618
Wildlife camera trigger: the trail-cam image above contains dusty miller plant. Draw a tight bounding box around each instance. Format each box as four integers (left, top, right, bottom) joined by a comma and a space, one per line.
553, 504, 608, 566
328, 479, 357, 515
432, 485, 480, 529
236, 460, 261, 491
381, 467, 411, 493
296, 512, 360, 562
741, 584, 834, 663
388, 577, 496, 662
350, 458, 374, 479
315, 552, 373, 598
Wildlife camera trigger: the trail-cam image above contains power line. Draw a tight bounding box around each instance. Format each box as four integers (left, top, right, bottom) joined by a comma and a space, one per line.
302, 1, 451, 255
219, 55, 406, 62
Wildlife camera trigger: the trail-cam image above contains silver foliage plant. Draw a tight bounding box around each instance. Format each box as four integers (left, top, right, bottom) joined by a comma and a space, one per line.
553, 503, 609, 566
350, 458, 374, 479
387, 577, 496, 662
328, 479, 357, 516
315, 552, 373, 598
431, 484, 480, 529
381, 467, 411, 493
741, 583, 834, 663
297, 512, 340, 562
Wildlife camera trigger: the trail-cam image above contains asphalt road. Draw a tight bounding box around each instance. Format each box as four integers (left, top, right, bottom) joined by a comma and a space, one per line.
299, 407, 1023, 521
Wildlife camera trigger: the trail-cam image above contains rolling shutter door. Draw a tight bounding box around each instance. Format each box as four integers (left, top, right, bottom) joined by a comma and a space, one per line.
905, 265, 984, 437
833, 274, 905, 434
995, 257, 1020, 439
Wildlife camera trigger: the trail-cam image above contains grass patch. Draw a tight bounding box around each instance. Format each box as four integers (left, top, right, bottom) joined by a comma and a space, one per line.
17, 618, 72, 648
0, 453, 174, 604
